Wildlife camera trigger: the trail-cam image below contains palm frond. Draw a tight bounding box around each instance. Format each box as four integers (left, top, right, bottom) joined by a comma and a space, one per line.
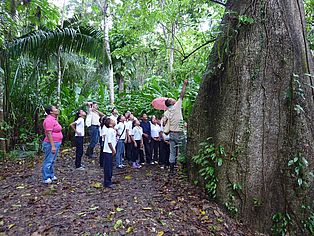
7, 26, 104, 61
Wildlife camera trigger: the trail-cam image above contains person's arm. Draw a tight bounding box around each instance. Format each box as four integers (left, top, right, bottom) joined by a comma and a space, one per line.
70, 122, 81, 136
46, 131, 56, 154
108, 143, 116, 156
108, 131, 116, 156
91, 108, 105, 117
179, 79, 189, 100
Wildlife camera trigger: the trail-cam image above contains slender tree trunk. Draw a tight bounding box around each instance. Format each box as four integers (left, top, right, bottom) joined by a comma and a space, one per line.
187, 0, 314, 234
102, 0, 114, 105
56, 0, 66, 107
169, 22, 175, 79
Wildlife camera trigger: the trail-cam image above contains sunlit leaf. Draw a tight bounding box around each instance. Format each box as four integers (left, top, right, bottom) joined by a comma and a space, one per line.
113, 219, 123, 230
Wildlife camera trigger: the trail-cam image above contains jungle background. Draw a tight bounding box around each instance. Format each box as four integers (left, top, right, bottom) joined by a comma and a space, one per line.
0, 0, 313, 235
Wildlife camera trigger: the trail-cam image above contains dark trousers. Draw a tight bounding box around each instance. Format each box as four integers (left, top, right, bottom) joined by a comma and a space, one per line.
99, 140, 104, 167
103, 152, 113, 187
125, 142, 132, 161
143, 137, 152, 163
151, 139, 160, 162
88, 125, 100, 148
160, 140, 170, 166
132, 140, 144, 162
75, 136, 84, 168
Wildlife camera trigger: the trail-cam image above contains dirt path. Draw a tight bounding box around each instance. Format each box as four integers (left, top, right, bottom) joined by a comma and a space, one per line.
0, 147, 258, 236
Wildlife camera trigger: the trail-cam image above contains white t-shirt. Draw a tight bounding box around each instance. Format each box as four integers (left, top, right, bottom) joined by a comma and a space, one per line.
100, 126, 108, 142
75, 117, 85, 136
151, 123, 161, 138
115, 122, 126, 139
125, 120, 133, 135
91, 111, 100, 126
132, 126, 143, 141
103, 127, 116, 153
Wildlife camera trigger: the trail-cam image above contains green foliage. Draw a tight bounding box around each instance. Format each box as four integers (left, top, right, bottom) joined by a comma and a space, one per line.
238, 15, 255, 25
191, 138, 226, 198
287, 153, 313, 189
301, 204, 314, 235
271, 212, 292, 236
304, 0, 314, 50
8, 26, 104, 60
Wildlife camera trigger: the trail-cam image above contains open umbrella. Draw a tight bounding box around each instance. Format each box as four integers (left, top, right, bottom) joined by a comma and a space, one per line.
151, 97, 168, 110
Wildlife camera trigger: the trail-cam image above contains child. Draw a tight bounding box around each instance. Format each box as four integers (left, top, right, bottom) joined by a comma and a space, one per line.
99, 116, 107, 168
131, 119, 143, 168
103, 117, 116, 188
115, 115, 126, 168
70, 109, 86, 170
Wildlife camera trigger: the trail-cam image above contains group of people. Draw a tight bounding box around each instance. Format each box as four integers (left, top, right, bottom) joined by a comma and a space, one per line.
41, 80, 188, 188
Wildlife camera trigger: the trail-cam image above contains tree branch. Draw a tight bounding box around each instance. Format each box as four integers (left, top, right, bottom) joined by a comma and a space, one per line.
158, 22, 185, 56
182, 38, 217, 62
211, 0, 226, 7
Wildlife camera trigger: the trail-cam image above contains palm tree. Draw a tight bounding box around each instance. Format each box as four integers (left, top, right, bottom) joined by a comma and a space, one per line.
0, 25, 106, 153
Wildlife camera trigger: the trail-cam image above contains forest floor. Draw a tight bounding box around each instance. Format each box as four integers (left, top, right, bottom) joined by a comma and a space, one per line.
0, 146, 262, 236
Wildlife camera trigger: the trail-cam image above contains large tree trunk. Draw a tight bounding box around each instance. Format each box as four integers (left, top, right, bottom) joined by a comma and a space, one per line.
187, 0, 314, 234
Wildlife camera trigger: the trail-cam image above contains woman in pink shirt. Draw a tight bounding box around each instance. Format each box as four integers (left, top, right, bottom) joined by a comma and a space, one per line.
42, 105, 63, 184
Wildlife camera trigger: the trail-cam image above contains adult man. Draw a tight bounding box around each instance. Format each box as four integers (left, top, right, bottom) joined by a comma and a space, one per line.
163, 80, 188, 174
140, 113, 152, 164
85, 102, 104, 158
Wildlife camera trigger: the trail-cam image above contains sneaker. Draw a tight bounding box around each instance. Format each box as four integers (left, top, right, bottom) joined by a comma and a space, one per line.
81, 164, 86, 168
43, 178, 52, 184
150, 162, 155, 165
154, 161, 158, 164
51, 176, 57, 181
106, 184, 115, 189
140, 162, 145, 165
117, 165, 123, 169
121, 164, 126, 167
160, 166, 165, 169
132, 162, 138, 169
136, 163, 142, 168
76, 166, 85, 170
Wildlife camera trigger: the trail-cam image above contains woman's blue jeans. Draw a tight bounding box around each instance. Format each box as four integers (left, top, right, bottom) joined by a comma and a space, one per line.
42, 141, 61, 181
115, 139, 125, 167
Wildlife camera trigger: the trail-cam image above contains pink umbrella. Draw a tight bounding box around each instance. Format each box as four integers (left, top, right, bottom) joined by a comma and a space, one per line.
151, 97, 168, 110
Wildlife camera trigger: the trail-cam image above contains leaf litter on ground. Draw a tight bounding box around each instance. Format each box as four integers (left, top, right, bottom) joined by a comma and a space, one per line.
0, 146, 263, 235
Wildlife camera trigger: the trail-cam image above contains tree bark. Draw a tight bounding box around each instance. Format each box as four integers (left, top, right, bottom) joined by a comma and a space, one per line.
187, 0, 314, 234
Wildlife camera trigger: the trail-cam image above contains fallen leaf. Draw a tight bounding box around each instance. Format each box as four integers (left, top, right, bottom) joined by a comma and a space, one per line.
16, 185, 25, 189
77, 212, 86, 217
61, 149, 71, 153
157, 231, 164, 236
158, 220, 166, 226
200, 210, 206, 215
116, 207, 124, 212
91, 182, 102, 189
142, 207, 152, 210
8, 224, 15, 229
113, 219, 123, 230
126, 226, 133, 234
124, 175, 132, 180
89, 206, 99, 211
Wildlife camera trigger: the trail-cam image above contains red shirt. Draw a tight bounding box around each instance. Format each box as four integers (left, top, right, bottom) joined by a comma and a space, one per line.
43, 115, 63, 143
